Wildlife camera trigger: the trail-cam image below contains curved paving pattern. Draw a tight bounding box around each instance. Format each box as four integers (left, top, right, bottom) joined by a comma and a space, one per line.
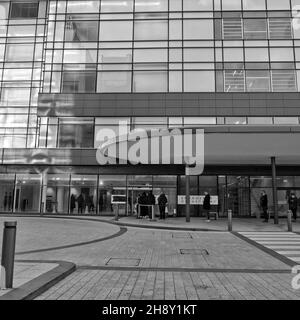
0, 216, 123, 254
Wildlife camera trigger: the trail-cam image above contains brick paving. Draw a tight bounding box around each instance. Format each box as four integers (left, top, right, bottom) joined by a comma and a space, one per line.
35, 269, 300, 300
0, 216, 300, 300
117, 216, 300, 232
0, 262, 57, 297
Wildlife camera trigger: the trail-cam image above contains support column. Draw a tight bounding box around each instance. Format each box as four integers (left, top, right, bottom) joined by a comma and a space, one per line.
271, 157, 279, 225
185, 167, 190, 223
41, 172, 48, 214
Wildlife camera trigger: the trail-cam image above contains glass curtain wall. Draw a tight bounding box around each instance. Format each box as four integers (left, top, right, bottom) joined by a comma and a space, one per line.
0, 1, 47, 148
43, 0, 300, 94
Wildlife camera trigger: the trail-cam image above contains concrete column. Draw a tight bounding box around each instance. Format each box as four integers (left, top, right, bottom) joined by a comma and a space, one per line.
185, 168, 190, 223
41, 172, 48, 214
57, 186, 64, 213
271, 157, 279, 225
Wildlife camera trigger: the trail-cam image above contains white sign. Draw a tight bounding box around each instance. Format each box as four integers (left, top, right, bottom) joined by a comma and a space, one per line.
177, 195, 218, 205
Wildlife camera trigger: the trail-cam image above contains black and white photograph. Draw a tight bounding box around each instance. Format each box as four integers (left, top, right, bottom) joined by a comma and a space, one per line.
0, 0, 300, 316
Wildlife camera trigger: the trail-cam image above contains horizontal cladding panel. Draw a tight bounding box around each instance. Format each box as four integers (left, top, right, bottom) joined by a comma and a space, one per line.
38, 93, 300, 117
1, 132, 300, 166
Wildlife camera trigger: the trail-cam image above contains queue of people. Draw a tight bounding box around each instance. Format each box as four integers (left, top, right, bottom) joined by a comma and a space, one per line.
70, 193, 95, 214
259, 190, 298, 223
136, 191, 168, 219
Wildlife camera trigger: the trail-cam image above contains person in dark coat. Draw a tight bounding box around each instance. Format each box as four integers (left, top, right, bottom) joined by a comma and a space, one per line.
203, 192, 211, 222
86, 195, 94, 213
158, 191, 168, 220
288, 192, 298, 222
70, 194, 76, 214
138, 192, 148, 218
260, 190, 268, 222
77, 193, 84, 214
147, 191, 156, 218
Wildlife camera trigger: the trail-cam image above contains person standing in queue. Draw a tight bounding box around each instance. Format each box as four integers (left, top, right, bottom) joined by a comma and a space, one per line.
77, 193, 84, 214
139, 192, 148, 218
260, 190, 269, 223
203, 191, 211, 222
158, 191, 168, 220
288, 192, 298, 222
70, 194, 76, 214
147, 190, 156, 219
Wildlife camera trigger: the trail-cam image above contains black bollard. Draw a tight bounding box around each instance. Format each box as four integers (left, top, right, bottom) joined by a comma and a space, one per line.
228, 209, 233, 232
287, 210, 293, 232
1, 221, 17, 289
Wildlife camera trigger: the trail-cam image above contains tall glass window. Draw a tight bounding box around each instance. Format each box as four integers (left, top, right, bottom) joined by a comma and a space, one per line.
10, 2, 39, 19
58, 118, 94, 148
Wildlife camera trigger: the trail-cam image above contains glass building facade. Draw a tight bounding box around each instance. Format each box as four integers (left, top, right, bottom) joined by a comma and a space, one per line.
1, 0, 300, 218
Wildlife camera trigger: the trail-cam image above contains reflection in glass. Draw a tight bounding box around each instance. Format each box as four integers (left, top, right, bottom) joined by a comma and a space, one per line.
58, 118, 94, 148
15, 174, 41, 213
0, 174, 15, 213
71, 175, 97, 214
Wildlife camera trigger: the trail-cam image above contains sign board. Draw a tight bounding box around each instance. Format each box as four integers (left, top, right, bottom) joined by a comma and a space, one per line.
177, 195, 219, 205
111, 195, 126, 204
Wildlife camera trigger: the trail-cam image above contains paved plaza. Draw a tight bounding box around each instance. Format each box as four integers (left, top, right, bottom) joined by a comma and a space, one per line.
0, 215, 299, 300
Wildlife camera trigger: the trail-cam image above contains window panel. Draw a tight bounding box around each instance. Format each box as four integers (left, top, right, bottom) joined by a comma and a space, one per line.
135, 0, 168, 12
223, 48, 244, 61
7, 25, 36, 37
169, 20, 182, 40
271, 70, 297, 91
5, 43, 34, 61
184, 117, 216, 125
97, 71, 131, 92
244, 19, 267, 39
223, 18, 242, 39
225, 117, 247, 125
184, 71, 215, 92
100, 20, 133, 41
101, 0, 133, 12
134, 49, 167, 63
245, 48, 269, 61
183, 0, 213, 11
133, 71, 167, 92
63, 49, 97, 64
267, 0, 290, 10
224, 69, 245, 92
3, 69, 32, 81
134, 20, 167, 40
246, 70, 270, 92
247, 117, 273, 125
58, 118, 94, 148
10, 2, 39, 19
269, 18, 292, 39
184, 19, 214, 39
222, 0, 241, 10
243, 0, 266, 10
62, 71, 96, 93
184, 48, 214, 62
270, 48, 294, 61
65, 17, 99, 42
169, 71, 182, 92
274, 117, 299, 125
67, 1, 100, 13
0, 87, 31, 106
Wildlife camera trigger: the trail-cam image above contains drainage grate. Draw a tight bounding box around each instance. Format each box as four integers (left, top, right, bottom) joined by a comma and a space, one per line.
172, 233, 193, 239
106, 258, 141, 267
180, 249, 209, 255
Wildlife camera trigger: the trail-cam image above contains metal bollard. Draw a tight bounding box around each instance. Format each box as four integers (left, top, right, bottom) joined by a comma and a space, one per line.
287, 210, 293, 232
228, 209, 233, 232
0, 221, 17, 289
115, 204, 119, 221
150, 205, 156, 222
